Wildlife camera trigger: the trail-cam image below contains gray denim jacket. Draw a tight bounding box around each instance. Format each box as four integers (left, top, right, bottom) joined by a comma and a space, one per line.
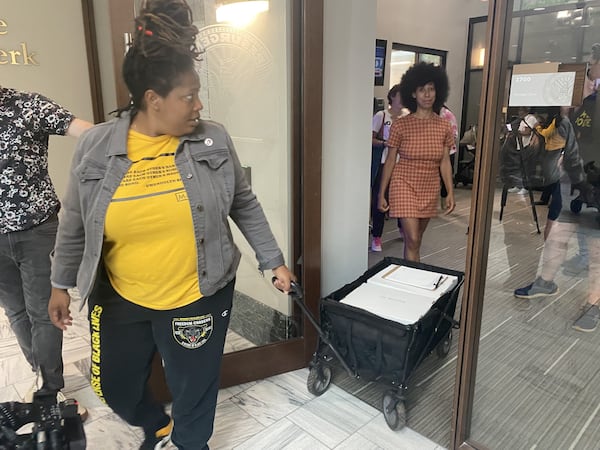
50, 112, 285, 309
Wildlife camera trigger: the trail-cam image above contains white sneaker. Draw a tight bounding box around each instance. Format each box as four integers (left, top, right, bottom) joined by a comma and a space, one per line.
507, 186, 520, 193
516, 188, 528, 195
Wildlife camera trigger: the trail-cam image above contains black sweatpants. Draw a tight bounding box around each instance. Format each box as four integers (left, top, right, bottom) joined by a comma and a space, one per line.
88, 269, 234, 449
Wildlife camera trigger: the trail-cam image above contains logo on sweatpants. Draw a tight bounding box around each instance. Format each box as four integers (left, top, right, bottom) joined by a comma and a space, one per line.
172, 314, 213, 349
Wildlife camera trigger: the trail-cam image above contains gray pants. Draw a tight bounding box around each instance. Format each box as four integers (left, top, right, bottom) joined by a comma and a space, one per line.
0, 214, 64, 391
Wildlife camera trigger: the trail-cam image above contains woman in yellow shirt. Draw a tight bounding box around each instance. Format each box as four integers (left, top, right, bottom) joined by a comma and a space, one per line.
48, 1, 294, 448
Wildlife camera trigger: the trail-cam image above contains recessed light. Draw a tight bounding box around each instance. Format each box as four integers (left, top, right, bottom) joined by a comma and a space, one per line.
544, 51, 551, 54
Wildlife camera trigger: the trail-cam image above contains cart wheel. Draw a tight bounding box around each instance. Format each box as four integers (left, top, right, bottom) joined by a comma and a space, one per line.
307, 364, 332, 396
382, 390, 406, 431
436, 330, 452, 358
571, 198, 583, 214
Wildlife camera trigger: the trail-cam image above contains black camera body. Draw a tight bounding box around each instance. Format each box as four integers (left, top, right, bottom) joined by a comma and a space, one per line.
0, 390, 86, 449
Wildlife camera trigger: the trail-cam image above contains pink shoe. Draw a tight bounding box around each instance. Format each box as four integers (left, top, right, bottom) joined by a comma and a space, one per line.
371, 237, 382, 252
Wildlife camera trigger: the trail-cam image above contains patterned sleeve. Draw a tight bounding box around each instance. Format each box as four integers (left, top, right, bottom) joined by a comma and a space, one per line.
440, 108, 458, 154
31, 93, 74, 136
443, 120, 455, 150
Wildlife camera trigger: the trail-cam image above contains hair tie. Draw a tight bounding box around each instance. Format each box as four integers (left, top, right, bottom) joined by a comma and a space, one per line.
137, 25, 153, 36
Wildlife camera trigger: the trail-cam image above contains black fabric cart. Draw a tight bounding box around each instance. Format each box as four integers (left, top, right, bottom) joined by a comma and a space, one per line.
292, 257, 464, 431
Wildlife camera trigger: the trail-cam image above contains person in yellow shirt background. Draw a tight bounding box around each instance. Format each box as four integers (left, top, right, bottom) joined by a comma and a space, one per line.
532, 107, 566, 209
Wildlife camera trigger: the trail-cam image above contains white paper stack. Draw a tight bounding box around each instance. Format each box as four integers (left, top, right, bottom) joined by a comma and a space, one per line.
367, 265, 458, 299
339, 264, 458, 325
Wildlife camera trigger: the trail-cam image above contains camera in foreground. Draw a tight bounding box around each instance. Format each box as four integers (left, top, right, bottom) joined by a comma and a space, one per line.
0, 390, 85, 449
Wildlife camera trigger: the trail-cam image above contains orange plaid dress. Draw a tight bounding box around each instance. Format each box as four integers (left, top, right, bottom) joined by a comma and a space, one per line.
386, 114, 454, 218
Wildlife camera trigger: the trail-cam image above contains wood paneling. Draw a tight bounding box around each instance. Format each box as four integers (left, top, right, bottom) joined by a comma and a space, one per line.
81, 0, 104, 123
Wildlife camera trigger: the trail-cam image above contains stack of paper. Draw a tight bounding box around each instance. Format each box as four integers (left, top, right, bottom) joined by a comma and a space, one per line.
340, 282, 437, 325
338, 264, 458, 325
367, 265, 458, 298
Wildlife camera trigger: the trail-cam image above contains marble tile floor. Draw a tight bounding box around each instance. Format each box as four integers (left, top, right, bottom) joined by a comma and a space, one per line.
0, 301, 443, 450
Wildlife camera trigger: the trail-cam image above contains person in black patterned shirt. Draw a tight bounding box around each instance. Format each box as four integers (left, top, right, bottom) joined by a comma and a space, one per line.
0, 86, 92, 410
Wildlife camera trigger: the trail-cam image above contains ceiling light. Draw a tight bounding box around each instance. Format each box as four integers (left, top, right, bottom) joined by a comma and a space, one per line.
216, 1, 269, 27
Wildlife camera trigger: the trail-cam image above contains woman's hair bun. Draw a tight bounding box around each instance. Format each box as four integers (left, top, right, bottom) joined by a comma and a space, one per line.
133, 0, 201, 60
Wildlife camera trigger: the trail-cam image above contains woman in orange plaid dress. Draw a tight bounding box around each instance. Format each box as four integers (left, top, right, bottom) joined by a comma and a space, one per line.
378, 62, 455, 262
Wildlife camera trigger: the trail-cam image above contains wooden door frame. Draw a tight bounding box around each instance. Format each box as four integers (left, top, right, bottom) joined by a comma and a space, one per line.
88, 0, 322, 393
451, 0, 513, 448
81, 0, 104, 123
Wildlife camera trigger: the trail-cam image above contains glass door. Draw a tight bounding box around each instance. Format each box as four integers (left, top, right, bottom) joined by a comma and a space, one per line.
104, 0, 321, 393
454, 1, 600, 448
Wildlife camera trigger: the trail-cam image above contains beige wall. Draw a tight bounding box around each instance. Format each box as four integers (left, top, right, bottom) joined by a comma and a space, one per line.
321, 0, 377, 295
375, 0, 490, 127
1, 0, 95, 198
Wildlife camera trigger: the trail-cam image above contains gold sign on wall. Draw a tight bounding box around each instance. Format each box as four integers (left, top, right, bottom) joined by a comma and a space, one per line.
0, 19, 39, 66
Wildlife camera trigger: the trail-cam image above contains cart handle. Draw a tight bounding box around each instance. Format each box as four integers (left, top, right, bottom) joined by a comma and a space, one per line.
271, 277, 304, 299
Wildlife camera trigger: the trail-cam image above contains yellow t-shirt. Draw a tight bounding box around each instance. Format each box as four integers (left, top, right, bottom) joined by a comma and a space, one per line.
102, 130, 202, 309
537, 119, 566, 151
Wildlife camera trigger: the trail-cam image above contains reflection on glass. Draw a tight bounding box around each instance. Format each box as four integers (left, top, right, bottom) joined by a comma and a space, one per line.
470, 21, 487, 69
583, 7, 600, 57
515, 0, 590, 12
419, 53, 442, 65
521, 11, 580, 63
215, 1, 269, 27
464, 3, 600, 146
389, 50, 415, 90
470, 5, 600, 448
184, 0, 297, 353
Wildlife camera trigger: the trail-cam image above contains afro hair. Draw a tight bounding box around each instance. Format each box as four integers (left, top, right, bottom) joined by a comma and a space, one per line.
398, 62, 449, 114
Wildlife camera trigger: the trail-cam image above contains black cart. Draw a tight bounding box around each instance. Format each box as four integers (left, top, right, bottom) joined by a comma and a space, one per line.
289, 257, 464, 431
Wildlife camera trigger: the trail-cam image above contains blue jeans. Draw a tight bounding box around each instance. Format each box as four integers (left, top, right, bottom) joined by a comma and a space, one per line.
371, 165, 401, 237
545, 181, 562, 221
0, 213, 64, 391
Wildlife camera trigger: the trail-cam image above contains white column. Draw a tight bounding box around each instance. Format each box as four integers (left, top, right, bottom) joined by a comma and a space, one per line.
321, 0, 377, 296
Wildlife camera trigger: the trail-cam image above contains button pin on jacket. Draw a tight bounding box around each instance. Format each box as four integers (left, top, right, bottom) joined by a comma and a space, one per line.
205, 138, 213, 146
